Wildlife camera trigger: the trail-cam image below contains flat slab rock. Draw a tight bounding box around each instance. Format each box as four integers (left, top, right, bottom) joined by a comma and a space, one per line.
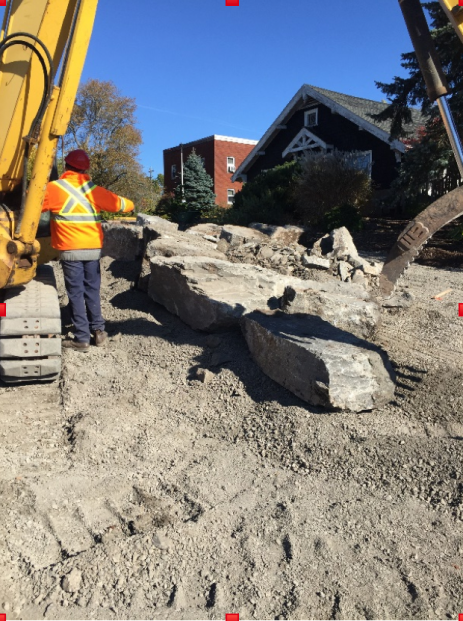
242, 311, 395, 412
148, 256, 297, 331
138, 233, 224, 292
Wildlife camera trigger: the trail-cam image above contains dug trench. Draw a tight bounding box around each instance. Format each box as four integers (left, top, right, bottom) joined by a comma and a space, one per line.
1, 247, 463, 620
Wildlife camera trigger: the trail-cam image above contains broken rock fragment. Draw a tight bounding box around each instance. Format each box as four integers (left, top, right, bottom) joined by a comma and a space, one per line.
302, 255, 331, 270
242, 311, 395, 412
249, 223, 305, 246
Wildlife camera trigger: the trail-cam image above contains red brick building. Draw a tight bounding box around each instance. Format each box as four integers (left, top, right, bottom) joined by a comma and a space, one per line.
163, 135, 258, 207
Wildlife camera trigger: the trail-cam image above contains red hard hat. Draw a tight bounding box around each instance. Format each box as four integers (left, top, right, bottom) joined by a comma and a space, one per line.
65, 149, 90, 170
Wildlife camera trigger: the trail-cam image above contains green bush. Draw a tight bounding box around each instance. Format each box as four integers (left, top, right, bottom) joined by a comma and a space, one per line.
294, 151, 372, 226
323, 203, 364, 232
223, 161, 300, 226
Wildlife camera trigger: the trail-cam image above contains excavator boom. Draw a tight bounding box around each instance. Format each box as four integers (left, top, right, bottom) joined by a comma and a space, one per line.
379, 0, 463, 296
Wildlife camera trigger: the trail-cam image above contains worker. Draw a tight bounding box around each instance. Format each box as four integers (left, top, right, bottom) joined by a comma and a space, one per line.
41, 149, 135, 352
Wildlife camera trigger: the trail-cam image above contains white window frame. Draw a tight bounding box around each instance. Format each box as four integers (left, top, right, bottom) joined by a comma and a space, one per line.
227, 189, 235, 205
171, 164, 177, 180
227, 156, 236, 173
304, 108, 318, 128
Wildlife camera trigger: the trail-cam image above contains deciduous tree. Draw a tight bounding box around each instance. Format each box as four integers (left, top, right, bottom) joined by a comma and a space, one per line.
65, 79, 150, 209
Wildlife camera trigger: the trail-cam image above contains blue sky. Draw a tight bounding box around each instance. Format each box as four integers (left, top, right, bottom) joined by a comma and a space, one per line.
1, 0, 416, 176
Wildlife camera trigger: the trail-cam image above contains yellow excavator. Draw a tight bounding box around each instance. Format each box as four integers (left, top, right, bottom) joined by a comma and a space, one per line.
0, 0, 462, 384
0, 0, 97, 382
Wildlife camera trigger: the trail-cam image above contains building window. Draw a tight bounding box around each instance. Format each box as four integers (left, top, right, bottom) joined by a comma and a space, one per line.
304, 108, 318, 128
200, 156, 206, 168
171, 164, 177, 179
227, 189, 235, 205
227, 157, 236, 173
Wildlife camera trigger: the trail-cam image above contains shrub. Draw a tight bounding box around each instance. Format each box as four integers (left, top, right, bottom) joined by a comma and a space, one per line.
223, 161, 300, 226
294, 151, 372, 226
323, 203, 364, 232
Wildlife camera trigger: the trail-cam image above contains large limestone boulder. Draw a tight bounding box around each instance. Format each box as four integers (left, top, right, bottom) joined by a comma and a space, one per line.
148, 256, 295, 331
219, 225, 266, 247
137, 232, 225, 292
242, 311, 395, 412
250, 223, 305, 246
102, 223, 143, 261
281, 281, 379, 340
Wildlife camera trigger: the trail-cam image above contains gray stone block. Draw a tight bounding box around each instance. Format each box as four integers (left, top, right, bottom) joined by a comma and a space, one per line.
102, 223, 143, 261
242, 311, 395, 412
148, 256, 293, 331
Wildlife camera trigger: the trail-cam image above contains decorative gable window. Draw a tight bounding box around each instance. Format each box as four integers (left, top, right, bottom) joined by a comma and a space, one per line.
227, 189, 235, 204
171, 164, 177, 179
304, 108, 318, 128
227, 157, 235, 173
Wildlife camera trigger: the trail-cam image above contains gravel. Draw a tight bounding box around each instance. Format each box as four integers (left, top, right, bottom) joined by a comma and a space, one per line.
0, 254, 463, 620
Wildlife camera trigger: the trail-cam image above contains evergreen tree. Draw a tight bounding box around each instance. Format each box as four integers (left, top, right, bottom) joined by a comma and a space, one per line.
373, 2, 463, 206
174, 150, 216, 211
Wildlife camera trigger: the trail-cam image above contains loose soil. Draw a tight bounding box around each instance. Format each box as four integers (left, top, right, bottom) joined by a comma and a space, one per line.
1, 229, 463, 620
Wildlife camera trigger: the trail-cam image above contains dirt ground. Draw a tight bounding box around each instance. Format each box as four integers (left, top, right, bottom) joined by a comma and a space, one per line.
1, 243, 463, 620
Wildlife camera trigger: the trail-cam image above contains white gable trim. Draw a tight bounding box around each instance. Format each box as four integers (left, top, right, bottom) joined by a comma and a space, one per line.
282, 128, 328, 158
232, 86, 306, 181
232, 84, 405, 182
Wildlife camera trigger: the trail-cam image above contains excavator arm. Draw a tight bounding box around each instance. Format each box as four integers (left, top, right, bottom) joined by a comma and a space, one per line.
380, 0, 463, 296
0, 0, 98, 382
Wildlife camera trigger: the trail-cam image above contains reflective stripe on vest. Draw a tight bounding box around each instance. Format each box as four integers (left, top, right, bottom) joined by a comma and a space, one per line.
50, 180, 102, 224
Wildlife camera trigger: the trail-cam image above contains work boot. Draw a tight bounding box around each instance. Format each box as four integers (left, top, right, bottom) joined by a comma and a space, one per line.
62, 338, 89, 352
93, 330, 108, 347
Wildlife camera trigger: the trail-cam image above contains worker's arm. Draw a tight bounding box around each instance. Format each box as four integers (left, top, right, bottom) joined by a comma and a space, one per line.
89, 185, 135, 214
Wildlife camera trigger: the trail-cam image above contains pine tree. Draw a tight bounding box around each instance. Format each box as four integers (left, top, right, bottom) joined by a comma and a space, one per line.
174, 150, 216, 211
374, 2, 463, 206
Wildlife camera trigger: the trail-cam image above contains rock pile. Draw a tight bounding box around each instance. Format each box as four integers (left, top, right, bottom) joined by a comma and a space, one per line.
309, 227, 382, 288
102, 216, 395, 411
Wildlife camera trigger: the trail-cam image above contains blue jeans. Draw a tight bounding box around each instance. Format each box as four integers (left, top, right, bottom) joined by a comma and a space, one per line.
61, 260, 105, 343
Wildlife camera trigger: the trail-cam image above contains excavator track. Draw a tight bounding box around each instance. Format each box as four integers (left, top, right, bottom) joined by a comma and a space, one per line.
0, 265, 61, 383
379, 185, 463, 297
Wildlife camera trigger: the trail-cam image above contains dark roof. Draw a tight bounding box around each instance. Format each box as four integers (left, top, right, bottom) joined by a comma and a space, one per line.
308, 85, 424, 136
232, 84, 425, 181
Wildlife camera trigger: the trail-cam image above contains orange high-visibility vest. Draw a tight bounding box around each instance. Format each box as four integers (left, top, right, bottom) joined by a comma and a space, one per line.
41, 171, 134, 251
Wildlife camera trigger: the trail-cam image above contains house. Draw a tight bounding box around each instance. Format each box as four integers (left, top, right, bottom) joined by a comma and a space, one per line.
163, 135, 258, 206
232, 84, 423, 190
